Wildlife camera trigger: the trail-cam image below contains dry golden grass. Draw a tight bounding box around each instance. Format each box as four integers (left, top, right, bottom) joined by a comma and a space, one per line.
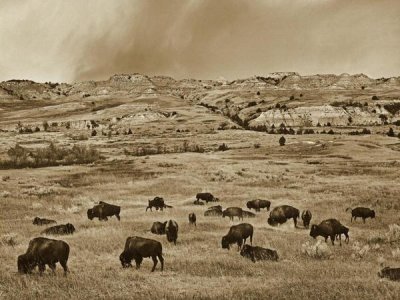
1, 129, 400, 299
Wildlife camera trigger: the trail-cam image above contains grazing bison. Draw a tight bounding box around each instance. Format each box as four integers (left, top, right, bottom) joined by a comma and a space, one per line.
195, 192, 219, 203
150, 221, 166, 235
221, 223, 253, 250
165, 220, 179, 245
41, 223, 75, 235
301, 210, 312, 229
17, 237, 69, 275
32, 217, 56, 226
242, 210, 256, 218
204, 208, 223, 217
87, 201, 121, 221
222, 207, 243, 221
310, 219, 349, 246
246, 199, 271, 212
193, 200, 205, 205
378, 267, 400, 281
346, 207, 375, 223
188, 213, 196, 226
119, 236, 164, 272
240, 245, 279, 262
267, 205, 300, 227
146, 197, 172, 212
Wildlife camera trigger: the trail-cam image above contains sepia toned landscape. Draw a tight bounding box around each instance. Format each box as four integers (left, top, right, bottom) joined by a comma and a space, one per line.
0, 72, 400, 299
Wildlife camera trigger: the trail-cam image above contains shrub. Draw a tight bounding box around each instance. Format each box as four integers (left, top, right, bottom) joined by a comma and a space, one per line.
247, 101, 257, 107
328, 129, 335, 135
351, 242, 370, 260
372, 95, 379, 100
91, 130, 97, 137
65, 122, 71, 129
290, 95, 295, 100
387, 128, 395, 137
301, 240, 332, 259
218, 143, 229, 151
128, 128, 133, 134
279, 136, 286, 146
362, 128, 371, 134
384, 103, 400, 115
254, 143, 261, 149
42, 121, 49, 131
34, 126, 40, 132
256, 91, 260, 96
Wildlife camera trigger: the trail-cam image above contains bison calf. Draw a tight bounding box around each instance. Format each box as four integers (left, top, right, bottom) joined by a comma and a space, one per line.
188, 213, 196, 226
18, 237, 69, 275
165, 220, 179, 245
41, 223, 75, 235
301, 210, 312, 229
119, 236, 164, 272
240, 245, 278, 262
378, 267, 400, 281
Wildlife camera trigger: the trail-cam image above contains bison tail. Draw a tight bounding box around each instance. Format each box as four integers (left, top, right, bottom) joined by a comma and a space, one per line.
345, 207, 352, 212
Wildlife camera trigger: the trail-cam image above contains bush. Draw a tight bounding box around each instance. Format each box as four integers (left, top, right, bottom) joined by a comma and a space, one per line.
351, 242, 370, 260
290, 95, 295, 100
301, 240, 332, 259
247, 101, 257, 107
34, 126, 40, 132
328, 129, 335, 135
372, 95, 379, 100
218, 143, 229, 151
279, 136, 286, 146
254, 143, 261, 149
256, 91, 260, 96
387, 128, 395, 137
91, 130, 97, 137
42, 121, 49, 131
384, 103, 400, 115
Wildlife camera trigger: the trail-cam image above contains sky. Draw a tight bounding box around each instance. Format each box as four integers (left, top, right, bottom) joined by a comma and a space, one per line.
0, 0, 399, 83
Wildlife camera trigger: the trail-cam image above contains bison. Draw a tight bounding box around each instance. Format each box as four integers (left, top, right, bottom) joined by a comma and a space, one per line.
301, 210, 312, 229
188, 213, 196, 226
222, 223, 253, 250
204, 208, 223, 217
208, 205, 223, 211
240, 245, 279, 262
246, 199, 271, 212
146, 197, 172, 212
87, 201, 121, 221
378, 267, 400, 281
119, 236, 164, 272
310, 219, 349, 246
222, 207, 243, 221
242, 210, 256, 218
165, 220, 179, 245
346, 207, 375, 223
41, 223, 75, 235
195, 192, 219, 203
17, 237, 69, 275
268, 205, 300, 227
150, 221, 166, 235
32, 217, 56, 226
193, 200, 205, 206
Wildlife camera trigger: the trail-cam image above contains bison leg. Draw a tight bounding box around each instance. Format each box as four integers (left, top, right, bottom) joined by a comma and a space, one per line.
60, 260, 69, 275
135, 257, 143, 269
48, 262, 56, 274
158, 254, 164, 271
151, 256, 158, 272
362, 218, 366, 224
293, 217, 298, 228
330, 235, 335, 246
38, 263, 46, 275
116, 214, 120, 221
250, 233, 253, 245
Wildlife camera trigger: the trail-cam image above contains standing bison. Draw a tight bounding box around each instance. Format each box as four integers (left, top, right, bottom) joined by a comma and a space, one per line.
267, 205, 300, 227
195, 192, 219, 204
310, 219, 349, 246
41, 223, 75, 235
240, 245, 279, 262
32, 217, 56, 226
301, 210, 312, 229
165, 220, 179, 245
246, 199, 271, 212
188, 213, 196, 226
150, 221, 166, 235
378, 267, 400, 281
146, 197, 172, 212
17, 237, 69, 275
222, 223, 253, 250
87, 201, 121, 221
346, 207, 375, 223
119, 236, 164, 272
222, 207, 243, 221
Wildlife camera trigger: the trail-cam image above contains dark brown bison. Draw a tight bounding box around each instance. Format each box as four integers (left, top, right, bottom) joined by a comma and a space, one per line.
41, 223, 75, 235
195, 192, 219, 203
222, 207, 243, 221
310, 219, 349, 246
193, 200, 205, 205
301, 210, 312, 229
242, 210, 256, 218
119, 236, 164, 272
150, 221, 166, 235
146, 197, 172, 212
378, 267, 400, 281
87, 201, 121, 221
222, 223, 253, 250
346, 207, 375, 223
246, 199, 271, 212
188, 213, 196, 226
267, 205, 300, 227
165, 220, 178, 245
17, 237, 69, 275
240, 245, 279, 262
32, 217, 56, 226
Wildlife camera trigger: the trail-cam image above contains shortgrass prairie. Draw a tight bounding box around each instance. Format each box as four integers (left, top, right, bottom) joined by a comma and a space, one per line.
1, 130, 400, 299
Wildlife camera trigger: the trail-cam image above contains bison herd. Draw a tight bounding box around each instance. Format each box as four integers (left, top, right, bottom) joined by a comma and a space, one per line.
17, 193, 397, 281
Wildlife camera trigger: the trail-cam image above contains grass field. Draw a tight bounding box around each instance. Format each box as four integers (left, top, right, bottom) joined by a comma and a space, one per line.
1, 127, 400, 299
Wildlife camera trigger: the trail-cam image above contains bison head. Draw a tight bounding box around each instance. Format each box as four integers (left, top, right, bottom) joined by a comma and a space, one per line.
246, 201, 252, 209
309, 224, 319, 239
66, 223, 75, 234
270, 250, 279, 261
32, 217, 40, 225
17, 254, 34, 274
119, 252, 132, 268
371, 210, 376, 218
221, 236, 230, 249
267, 217, 278, 226
87, 209, 94, 220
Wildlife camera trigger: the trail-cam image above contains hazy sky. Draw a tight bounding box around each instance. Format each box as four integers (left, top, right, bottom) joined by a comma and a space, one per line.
0, 0, 399, 82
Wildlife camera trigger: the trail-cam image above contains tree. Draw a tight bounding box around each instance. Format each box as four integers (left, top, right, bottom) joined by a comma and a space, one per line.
42, 121, 49, 131
257, 91, 260, 96
279, 136, 286, 146
387, 128, 395, 137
